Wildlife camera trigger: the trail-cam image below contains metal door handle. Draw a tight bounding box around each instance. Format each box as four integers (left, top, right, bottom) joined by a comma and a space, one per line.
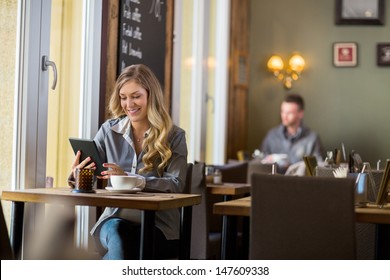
42, 55, 57, 90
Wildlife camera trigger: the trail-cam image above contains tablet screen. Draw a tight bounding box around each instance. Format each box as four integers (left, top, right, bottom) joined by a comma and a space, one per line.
69, 137, 107, 176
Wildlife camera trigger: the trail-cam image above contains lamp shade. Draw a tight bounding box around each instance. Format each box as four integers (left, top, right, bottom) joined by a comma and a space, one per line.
267, 55, 284, 71
288, 54, 305, 72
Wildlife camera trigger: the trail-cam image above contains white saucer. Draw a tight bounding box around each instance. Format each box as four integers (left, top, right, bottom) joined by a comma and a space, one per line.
105, 187, 142, 193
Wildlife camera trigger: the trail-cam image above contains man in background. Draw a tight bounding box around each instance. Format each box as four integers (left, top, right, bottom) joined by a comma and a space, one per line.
260, 93, 324, 173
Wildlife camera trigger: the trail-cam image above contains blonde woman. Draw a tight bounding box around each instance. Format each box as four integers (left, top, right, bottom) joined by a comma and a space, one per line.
71, 64, 188, 259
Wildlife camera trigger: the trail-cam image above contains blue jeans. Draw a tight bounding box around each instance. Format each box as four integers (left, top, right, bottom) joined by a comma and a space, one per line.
98, 218, 140, 259
97, 218, 179, 260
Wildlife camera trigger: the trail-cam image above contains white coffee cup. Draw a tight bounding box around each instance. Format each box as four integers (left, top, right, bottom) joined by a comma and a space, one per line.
110, 174, 146, 190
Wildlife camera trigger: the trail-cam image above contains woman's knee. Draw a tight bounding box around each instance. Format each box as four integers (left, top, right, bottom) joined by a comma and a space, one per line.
103, 219, 127, 235
100, 218, 140, 247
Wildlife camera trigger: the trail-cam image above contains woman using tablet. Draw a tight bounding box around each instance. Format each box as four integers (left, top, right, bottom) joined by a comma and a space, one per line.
70, 64, 188, 259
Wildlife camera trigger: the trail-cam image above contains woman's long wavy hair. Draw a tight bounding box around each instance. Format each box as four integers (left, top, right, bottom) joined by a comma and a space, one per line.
109, 64, 173, 176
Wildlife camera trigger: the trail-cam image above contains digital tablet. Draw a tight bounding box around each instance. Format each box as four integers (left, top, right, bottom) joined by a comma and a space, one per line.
69, 137, 107, 176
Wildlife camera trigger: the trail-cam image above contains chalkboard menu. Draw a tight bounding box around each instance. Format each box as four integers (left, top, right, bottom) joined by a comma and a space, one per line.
118, 0, 168, 89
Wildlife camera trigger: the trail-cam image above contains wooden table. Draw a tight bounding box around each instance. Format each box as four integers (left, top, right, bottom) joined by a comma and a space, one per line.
1, 188, 201, 260
213, 196, 251, 217
207, 182, 251, 259
207, 182, 250, 201
214, 196, 390, 222
213, 196, 390, 259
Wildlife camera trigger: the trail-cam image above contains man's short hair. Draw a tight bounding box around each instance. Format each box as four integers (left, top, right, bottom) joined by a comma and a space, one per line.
284, 93, 304, 111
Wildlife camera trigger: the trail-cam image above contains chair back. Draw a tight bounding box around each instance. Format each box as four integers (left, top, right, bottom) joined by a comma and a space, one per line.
213, 161, 248, 183
0, 200, 13, 259
183, 163, 193, 194
315, 166, 382, 259
177, 163, 194, 259
247, 159, 275, 183
190, 162, 222, 259
249, 174, 356, 260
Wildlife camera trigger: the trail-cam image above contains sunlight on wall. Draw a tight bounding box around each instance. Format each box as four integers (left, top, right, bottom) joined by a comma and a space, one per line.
179, 0, 194, 160
206, 0, 216, 164
46, 0, 81, 187
179, 0, 217, 164
0, 0, 17, 229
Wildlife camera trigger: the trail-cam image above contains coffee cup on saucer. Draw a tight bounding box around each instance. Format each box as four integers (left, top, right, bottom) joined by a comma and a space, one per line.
109, 174, 146, 191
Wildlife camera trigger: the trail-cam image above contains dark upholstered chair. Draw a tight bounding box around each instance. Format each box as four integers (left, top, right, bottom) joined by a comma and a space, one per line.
183, 163, 193, 194
190, 162, 222, 259
178, 163, 194, 259
207, 161, 249, 240
0, 200, 13, 260
249, 174, 356, 260
212, 161, 248, 183
247, 159, 275, 184
315, 167, 383, 259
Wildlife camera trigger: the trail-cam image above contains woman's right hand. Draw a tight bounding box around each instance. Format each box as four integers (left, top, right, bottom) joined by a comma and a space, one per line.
71, 150, 96, 178
98, 163, 126, 180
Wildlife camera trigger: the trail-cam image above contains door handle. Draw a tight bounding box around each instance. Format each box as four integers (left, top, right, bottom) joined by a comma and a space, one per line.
42, 55, 57, 90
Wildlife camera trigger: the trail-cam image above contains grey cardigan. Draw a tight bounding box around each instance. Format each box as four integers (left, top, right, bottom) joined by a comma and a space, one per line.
261, 123, 324, 164
90, 116, 188, 240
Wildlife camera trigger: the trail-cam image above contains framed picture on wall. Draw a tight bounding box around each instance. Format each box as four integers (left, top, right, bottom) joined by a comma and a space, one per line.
333, 42, 358, 67
377, 43, 390, 66
234, 52, 249, 88
335, 0, 385, 25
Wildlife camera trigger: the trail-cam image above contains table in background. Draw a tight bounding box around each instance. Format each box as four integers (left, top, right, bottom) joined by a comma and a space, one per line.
207, 182, 250, 201
207, 182, 250, 259
1, 188, 201, 260
214, 196, 390, 259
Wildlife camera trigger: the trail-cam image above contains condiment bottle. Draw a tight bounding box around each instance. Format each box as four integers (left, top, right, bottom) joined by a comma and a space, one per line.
213, 169, 222, 184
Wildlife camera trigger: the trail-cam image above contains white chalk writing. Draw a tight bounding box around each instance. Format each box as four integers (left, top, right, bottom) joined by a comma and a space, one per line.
121, 39, 128, 54
123, 0, 131, 19
132, 8, 142, 22
149, 0, 163, 22
129, 43, 142, 59
123, 24, 133, 37
133, 26, 142, 40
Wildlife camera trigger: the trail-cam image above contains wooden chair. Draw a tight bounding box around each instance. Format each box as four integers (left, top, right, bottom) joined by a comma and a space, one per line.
249, 174, 356, 260
0, 200, 13, 259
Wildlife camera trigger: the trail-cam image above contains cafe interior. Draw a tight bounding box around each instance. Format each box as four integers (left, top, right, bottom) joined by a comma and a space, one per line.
1, 0, 390, 260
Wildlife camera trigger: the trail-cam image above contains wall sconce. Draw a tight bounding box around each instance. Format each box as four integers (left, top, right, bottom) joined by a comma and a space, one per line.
267, 54, 305, 89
